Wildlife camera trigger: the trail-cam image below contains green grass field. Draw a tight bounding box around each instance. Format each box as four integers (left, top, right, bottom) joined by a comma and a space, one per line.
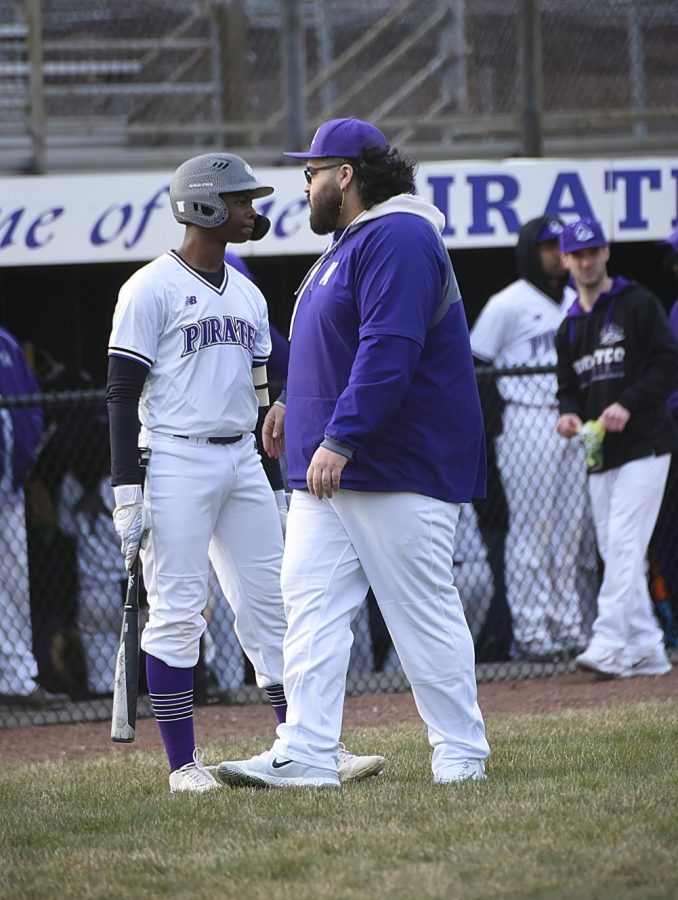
2, 701, 677, 900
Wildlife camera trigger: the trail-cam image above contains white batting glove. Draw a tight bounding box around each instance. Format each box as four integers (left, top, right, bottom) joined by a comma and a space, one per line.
274, 490, 288, 538
112, 484, 148, 570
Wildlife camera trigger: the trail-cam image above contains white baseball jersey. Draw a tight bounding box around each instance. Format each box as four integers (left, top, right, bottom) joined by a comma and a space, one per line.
109, 252, 271, 441
470, 279, 576, 406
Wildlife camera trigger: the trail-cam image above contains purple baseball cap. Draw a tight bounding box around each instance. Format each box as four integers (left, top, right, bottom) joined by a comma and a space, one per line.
660, 225, 678, 254
559, 218, 608, 253
283, 117, 389, 159
535, 218, 564, 243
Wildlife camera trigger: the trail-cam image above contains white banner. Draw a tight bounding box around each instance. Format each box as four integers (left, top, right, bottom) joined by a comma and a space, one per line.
0, 157, 676, 267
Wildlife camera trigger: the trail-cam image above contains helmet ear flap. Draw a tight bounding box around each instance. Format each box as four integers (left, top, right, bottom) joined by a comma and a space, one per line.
251, 214, 270, 241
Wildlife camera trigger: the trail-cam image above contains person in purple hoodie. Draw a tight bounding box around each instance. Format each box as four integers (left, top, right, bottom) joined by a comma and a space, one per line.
217, 117, 490, 789
555, 218, 678, 679
0, 326, 61, 706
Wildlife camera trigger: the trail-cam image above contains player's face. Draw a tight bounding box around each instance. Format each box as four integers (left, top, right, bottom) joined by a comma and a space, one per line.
304, 160, 345, 235
538, 239, 566, 280
218, 193, 258, 243
563, 246, 610, 290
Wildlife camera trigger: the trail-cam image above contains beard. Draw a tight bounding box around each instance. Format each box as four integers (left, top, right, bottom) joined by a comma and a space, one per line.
309, 182, 343, 235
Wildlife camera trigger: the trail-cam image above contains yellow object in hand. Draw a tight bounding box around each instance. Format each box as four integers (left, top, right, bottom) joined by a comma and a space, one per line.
577, 420, 606, 472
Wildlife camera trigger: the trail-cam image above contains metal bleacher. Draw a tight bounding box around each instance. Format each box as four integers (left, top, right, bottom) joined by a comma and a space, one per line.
1, 0, 678, 175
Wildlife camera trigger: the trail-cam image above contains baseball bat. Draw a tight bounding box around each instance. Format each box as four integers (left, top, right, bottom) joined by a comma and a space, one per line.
111, 553, 141, 742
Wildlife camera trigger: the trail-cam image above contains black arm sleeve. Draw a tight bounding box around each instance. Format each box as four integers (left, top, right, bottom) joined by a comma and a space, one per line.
106, 355, 148, 486
255, 405, 284, 492
618, 293, 678, 413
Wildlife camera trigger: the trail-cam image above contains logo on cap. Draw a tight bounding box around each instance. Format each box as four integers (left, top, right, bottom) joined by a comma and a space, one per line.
573, 222, 595, 243
546, 220, 563, 235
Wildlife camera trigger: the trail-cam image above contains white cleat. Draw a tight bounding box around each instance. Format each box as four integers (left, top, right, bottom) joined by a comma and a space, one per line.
575, 646, 627, 678
169, 747, 221, 793
434, 759, 486, 783
337, 742, 386, 783
623, 647, 672, 677
217, 749, 340, 789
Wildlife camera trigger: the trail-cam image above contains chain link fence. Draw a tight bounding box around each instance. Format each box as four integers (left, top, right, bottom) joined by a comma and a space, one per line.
1, 371, 677, 728
1, 0, 677, 173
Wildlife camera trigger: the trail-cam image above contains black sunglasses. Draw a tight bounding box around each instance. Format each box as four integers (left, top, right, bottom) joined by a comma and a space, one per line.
303, 162, 344, 184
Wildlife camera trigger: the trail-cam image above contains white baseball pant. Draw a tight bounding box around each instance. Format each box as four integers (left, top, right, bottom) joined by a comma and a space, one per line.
273, 489, 490, 777
586, 453, 670, 657
0, 486, 38, 695
497, 403, 597, 651
140, 432, 286, 685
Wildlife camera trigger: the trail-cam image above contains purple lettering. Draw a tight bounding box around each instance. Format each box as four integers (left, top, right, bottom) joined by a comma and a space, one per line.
467, 175, 520, 236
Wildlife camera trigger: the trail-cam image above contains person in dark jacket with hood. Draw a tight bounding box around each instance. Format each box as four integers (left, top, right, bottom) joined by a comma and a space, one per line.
471, 215, 597, 660
556, 218, 678, 678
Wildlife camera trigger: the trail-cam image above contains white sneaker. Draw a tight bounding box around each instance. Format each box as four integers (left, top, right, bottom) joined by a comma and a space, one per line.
434, 759, 486, 783
623, 647, 672, 677
169, 748, 221, 794
575, 646, 627, 678
217, 749, 340, 789
337, 742, 385, 783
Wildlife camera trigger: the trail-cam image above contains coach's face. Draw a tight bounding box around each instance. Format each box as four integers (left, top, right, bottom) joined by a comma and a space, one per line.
304, 159, 346, 235
218, 192, 258, 243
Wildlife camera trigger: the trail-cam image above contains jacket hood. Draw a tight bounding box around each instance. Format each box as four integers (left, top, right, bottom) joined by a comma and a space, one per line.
515, 215, 567, 302
343, 193, 447, 236
567, 276, 631, 318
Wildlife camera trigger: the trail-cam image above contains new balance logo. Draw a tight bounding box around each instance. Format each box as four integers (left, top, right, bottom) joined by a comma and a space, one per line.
185, 296, 197, 306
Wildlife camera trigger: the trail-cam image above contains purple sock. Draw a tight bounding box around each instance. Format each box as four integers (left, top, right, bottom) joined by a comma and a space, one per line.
264, 683, 287, 724
146, 654, 195, 772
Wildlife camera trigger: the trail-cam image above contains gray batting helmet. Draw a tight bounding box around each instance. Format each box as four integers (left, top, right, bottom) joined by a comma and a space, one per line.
169, 153, 274, 228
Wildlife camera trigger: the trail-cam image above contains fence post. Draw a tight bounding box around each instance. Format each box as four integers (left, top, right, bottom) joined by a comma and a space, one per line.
22, 0, 46, 174
281, 0, 306, 156
518, 0, 542, 157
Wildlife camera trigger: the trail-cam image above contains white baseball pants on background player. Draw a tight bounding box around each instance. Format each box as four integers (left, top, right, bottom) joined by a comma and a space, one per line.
273, 489, 490, 778
140, 432, 286, 685
0, 488, 38, 695
497, 402, 597, 654
586, 454, 670, 658
58, 473, 126, 695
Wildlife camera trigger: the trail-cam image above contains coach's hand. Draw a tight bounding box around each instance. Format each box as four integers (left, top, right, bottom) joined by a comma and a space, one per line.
307, 447, 348, 499
113, 484, 148, 570
263, 403, 286, 459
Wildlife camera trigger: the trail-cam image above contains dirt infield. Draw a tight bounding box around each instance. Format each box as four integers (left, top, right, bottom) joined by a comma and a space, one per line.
2, 668, 677, 766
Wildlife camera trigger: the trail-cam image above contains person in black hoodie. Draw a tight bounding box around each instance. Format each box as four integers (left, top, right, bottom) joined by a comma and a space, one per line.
556, 217, 678, 678
471, 215, 597, 661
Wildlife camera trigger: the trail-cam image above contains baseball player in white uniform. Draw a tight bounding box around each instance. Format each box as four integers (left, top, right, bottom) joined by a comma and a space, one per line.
471, 216, 597, 660
107, 152, 382, 792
